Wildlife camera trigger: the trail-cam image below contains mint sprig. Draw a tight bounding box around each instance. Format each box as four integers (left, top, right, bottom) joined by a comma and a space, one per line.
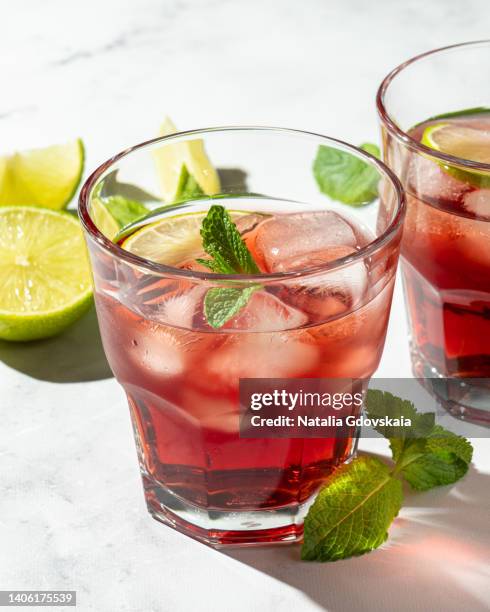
301, 390, 473, 562
313, 142, 380, 206
197, 205, 261, 328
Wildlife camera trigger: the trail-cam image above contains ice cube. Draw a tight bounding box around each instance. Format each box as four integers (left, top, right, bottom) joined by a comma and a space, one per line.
254, 211, 359, 273
181, 387, 238, 433
225, 291, 308, 331
278, 245, 369, 321
204, 332, 320, 391
132, 323, 188, 377
153, 286, 205, 328
463, 189, 490, 220
407, 153, 472, 205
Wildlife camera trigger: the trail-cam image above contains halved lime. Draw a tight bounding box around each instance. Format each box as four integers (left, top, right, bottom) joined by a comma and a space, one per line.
0, 207, 93, 341
421, 123, 490, 187
152, 117, 220, 203
0, 140, 84, 209
121, 210, 249, 266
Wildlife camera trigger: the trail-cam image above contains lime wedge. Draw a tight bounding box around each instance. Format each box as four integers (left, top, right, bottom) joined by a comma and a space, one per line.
90, 195, 149, 241
0, 206, 93, 341
0, 140, 84, 209
152, 117, 220, 203
421, 123, 490, 187
90, 197, 120, 240
121, 210, 248, 266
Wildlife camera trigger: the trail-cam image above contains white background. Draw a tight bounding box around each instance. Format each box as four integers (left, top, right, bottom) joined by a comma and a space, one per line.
0, 1, 489, 611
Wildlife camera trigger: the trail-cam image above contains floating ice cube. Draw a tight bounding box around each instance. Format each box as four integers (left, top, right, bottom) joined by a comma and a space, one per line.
181, 387, 238, 433
278, 245, 369, 321
152, 286, 205, 328
407, 154, 472, 204
204, 332, 320, 390
254, 211, 359, 272
463, 189, 490, 220
131, 324, 187, 377
225, 291, 308, 331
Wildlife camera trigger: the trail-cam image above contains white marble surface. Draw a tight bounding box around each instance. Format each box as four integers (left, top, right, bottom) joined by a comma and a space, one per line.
1, 1, 490, 611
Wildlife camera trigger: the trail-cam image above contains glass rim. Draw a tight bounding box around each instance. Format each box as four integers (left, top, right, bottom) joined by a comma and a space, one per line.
376, 39, 490, 172
78, 126, 405, 283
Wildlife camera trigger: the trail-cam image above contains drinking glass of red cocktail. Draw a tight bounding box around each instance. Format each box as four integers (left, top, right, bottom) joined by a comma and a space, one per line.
378, 41, 490, 423
79, 127, 404, 546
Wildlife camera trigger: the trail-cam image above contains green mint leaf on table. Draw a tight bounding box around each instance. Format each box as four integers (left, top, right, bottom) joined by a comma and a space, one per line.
198, 205, 261, 328
390, 425, 473, 491
364, 389, 435, 440
365, 390, 473, 491
313, 142, 380, 206
302, 390, 474, 562
103, 196, 149, 227
301, 457, 403, 562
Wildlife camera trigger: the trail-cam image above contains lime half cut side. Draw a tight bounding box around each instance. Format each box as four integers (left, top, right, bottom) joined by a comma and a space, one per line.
0, 140, 84, 209
0, 207, 93, 341
421, 123, 490, 187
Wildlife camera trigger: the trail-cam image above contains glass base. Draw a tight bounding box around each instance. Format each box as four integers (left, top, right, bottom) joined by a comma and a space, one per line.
410, 344, 490, 426
143, 475, 316, 547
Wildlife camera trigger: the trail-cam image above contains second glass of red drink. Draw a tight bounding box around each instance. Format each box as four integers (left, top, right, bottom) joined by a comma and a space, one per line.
378, 41, 490, 424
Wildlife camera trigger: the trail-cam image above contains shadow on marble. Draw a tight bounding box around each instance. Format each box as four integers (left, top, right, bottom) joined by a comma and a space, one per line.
224, 462, 490, 612
0, 305, 113, 382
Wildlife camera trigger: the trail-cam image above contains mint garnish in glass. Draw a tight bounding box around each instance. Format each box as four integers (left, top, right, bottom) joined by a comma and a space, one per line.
197, 205, 262, 328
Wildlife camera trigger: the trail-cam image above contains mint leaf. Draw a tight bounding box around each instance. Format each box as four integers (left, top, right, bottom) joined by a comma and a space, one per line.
104, 196, 149, 227
200, 205, 260, 274
365, 390, 473, 491
302, 391, 474, 562
174, 165, 204, 202
204, 286, 259, 328
393, 425, 473, 491
198, 205, 262, 328
301, 457, 402, 561
313, 142, 380, 206
365, 389, 435, 440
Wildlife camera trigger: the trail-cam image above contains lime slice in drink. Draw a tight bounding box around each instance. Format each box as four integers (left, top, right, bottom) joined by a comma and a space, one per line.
0, 140, 84, 209
0, 206, 93, 341
421, 123, 490, 186
121, 211, 208, 265
152, 117, 220, 203
122, 210, 248, 266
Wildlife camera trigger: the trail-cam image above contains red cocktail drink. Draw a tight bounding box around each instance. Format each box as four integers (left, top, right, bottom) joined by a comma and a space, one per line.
378, 41, 490, 422
79, 128, 403, 545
